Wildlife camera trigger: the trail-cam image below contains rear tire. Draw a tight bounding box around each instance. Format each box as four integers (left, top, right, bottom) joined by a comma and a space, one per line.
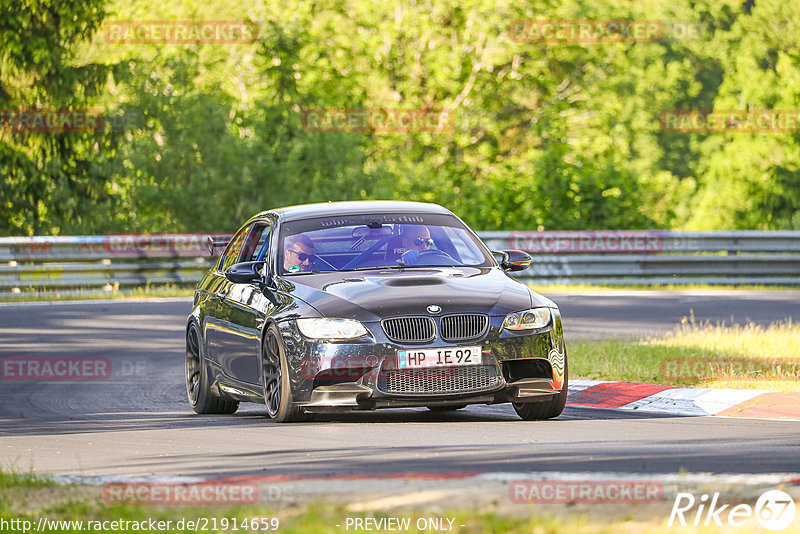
512, 350, 568, 420
186, 322, 238, 415
262, 325, 312, 423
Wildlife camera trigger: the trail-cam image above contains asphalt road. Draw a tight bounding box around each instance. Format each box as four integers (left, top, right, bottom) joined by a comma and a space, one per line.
0, 293, 798, 480
549, 289, 800, 339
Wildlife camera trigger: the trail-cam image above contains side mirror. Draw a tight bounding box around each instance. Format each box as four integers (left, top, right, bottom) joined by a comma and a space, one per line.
495, 250, 532, 272
225, 261, 265, 284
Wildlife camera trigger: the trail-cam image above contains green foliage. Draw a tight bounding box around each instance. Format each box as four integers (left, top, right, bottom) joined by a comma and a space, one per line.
1, 0, 799, 234
0, 0, 115, 235
683, 0, 800, 229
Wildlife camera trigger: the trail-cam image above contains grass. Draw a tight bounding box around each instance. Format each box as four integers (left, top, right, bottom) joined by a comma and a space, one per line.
0, 470, 56, 489
529, 283, 800, 293
0, 284, 194, 303
572, 318, 800, 391
0, 470, 678, 534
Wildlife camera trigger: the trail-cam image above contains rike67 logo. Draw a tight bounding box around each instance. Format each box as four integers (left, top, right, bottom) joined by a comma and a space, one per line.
669, 490, 796, 530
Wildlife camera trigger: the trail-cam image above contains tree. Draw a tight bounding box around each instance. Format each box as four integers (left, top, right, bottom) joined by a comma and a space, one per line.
0, 0, 116, 235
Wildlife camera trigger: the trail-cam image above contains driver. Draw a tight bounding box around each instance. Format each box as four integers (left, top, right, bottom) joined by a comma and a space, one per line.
400, 225, 434, 265
284, 233, 315, 273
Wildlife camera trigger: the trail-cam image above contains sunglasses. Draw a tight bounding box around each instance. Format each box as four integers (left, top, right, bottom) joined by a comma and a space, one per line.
414, 237, 434, 246
288, 249, 314, 262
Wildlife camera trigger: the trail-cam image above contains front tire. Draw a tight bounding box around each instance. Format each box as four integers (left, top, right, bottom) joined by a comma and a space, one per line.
262, 324, 311, 423
512, 350, 568, 420
185, 322, 238, 415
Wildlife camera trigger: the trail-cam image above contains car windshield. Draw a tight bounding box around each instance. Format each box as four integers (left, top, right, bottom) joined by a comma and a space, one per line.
278, 213, 493, 274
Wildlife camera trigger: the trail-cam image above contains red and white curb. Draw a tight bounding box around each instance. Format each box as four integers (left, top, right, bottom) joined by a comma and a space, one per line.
568, 380, 800, 421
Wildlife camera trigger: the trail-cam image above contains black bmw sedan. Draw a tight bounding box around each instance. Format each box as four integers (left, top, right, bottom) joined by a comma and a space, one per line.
186, 201, 567, 422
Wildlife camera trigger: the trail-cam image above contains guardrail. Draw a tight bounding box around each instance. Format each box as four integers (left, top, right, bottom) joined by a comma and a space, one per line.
481, 230, 800, 285
0, 234, 227, 298
1, 231, 798, 297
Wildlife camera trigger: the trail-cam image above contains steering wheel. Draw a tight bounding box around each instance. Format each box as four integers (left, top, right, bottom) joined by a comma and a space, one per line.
412, 249, 455, 264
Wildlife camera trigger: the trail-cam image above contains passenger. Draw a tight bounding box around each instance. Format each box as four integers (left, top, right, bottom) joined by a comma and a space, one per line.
284, 234, 315, 273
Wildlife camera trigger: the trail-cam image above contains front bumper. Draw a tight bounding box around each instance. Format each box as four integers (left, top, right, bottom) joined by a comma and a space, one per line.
276, 309, 567, 411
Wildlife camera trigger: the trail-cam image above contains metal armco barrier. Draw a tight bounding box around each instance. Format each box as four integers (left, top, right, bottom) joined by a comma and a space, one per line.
481, 230, 800, 285
0, 231, 798, 297
0, 234, 228, 297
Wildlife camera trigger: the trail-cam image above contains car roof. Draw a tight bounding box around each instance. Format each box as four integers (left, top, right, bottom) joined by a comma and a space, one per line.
254, 200, 454, 222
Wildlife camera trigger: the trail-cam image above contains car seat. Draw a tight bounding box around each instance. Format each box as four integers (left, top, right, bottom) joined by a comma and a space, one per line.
385, 236, 405, 263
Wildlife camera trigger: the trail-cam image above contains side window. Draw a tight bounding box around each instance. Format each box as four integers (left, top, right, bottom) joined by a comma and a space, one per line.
240, 223, 271, 262
218, 225, 251, 272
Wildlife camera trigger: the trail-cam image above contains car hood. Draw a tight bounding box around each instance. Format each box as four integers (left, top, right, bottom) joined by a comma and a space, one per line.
282, 267, 553, 322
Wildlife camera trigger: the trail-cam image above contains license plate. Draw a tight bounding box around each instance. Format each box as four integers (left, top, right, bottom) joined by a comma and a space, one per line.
397, 346, 482, 369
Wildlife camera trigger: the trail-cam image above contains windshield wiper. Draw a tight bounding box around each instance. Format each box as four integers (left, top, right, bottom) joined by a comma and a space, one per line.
345, 264, 413, 272
285, 268, 328, 275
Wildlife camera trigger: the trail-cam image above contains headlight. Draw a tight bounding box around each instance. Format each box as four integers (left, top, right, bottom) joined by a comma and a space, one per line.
502, 308, 552, 331
296, 318, 368, 340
